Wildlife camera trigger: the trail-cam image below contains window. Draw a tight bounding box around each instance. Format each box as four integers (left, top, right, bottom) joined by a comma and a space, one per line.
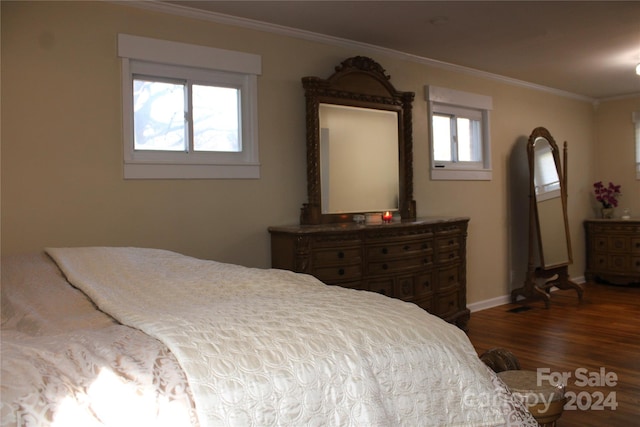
634, 111, 640, 179
427, 86, 492, 180
118, 34, 261, 179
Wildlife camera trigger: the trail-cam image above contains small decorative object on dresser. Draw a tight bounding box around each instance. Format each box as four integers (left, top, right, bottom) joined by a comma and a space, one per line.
601, 207, 614, 219
593, 181, 621, 218
584, 219, 640, 285
269, 217, 471, 330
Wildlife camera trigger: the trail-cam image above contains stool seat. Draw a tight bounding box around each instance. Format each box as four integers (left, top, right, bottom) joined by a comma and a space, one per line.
498, 370, 566, 426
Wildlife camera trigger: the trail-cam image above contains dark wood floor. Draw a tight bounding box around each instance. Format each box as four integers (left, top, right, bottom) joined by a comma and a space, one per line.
467, 282, 640, 426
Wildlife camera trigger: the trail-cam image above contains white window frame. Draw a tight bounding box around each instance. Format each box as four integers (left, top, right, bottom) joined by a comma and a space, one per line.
633, 111, 640, 179
118, 34, 261, 179
426, 85, 493, 180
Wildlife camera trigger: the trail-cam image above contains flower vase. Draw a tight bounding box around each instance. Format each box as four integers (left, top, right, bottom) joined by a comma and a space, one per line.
601, 208, 614, 219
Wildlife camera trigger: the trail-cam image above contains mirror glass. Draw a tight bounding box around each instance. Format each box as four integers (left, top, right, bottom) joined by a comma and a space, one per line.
530, 132, 571, 268
320, 104, 399, 214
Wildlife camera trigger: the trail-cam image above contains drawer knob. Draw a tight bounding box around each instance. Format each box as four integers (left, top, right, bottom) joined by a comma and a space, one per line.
337, 251, 345, 259
403, 245, 410, 251
422, 243, 428, 250
382, 263, 389, 270
338, 268, 345, 276
381, 247, 388, 254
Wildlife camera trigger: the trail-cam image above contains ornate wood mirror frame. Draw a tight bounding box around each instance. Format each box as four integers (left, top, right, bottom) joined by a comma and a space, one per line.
511, 127, 583, 307
300, 56, 416, 224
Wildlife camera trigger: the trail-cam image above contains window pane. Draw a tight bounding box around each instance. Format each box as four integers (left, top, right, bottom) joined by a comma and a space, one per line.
432, 114, 452, 161
133, 79, 186, 151
193, 85, 240, 152
457, 117, 482, 162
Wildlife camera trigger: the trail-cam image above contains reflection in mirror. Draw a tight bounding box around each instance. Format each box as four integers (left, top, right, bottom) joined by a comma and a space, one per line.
532, 137, 569, 267
511, 127, 583, 307
320, 104, 399, 214
533, 138, 560, 201
536, 197, 569, 267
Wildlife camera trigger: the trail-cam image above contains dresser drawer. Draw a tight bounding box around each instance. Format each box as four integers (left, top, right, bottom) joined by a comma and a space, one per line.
437, 265, 461, 290
436, 288, 460, 318
436, 249, 462, 264
367, 255, 432, 276
412, 294, 435, 314
312, 246, 361, 264
435, 223, 465, 236
333, 280, 366, 291
313, 263, 362, 283
593, 254, 607, 270
366, 238, 433, 260
607, 236, 631, 253
593, 236, 608, 253
368, 278, 394, 297
607, 254, 631, 273
435, 235, 462, 252
395, 275, 417, 299
414, 271, 435, 297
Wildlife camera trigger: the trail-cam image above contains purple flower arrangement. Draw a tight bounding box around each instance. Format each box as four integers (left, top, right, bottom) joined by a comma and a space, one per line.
593, 181, 621, 208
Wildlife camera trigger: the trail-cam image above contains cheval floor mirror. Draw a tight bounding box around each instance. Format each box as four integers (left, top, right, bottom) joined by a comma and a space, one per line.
511, 127, 583, 307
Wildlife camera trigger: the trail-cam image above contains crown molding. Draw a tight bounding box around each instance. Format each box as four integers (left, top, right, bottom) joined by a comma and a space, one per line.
118, 1, 596, 102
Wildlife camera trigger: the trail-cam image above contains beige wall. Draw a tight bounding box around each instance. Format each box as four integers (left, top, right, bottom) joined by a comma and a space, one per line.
3, 1, 627, 305
594, 97, 640, 217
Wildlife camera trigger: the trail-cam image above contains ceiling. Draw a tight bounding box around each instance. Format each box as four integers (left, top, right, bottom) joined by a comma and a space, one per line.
159, 1, 640, 100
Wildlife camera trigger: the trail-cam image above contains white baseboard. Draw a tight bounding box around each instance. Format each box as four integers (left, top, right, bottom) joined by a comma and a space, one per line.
468, 295, 512, 313
468, 276, 586, 313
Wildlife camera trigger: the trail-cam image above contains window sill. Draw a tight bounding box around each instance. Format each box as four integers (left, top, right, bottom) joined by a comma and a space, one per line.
430, 168, 492, 181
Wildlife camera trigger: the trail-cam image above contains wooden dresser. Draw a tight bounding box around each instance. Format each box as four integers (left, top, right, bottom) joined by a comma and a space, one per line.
584, 219, 640, 285
269, 217, 470, 330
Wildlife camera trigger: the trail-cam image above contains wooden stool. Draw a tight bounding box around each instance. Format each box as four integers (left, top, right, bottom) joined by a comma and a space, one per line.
479, 347, 521, 372
498, 370, 566, 427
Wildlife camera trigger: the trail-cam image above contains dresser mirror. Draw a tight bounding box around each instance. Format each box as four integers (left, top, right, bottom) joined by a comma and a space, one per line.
300, 56, 416, 224
511, 127, 583, 307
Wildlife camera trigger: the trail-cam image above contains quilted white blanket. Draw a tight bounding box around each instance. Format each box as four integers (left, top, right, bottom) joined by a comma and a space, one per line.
46, 247, 535, 427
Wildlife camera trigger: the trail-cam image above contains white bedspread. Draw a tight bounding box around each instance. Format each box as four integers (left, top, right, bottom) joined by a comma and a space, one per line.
45, 247, 535, 427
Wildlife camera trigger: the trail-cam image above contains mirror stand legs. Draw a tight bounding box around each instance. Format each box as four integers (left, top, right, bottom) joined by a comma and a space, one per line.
511, 266, 584, 308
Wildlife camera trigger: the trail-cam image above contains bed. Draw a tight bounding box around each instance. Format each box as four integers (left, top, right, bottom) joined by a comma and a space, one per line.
1, 247, 537, 426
